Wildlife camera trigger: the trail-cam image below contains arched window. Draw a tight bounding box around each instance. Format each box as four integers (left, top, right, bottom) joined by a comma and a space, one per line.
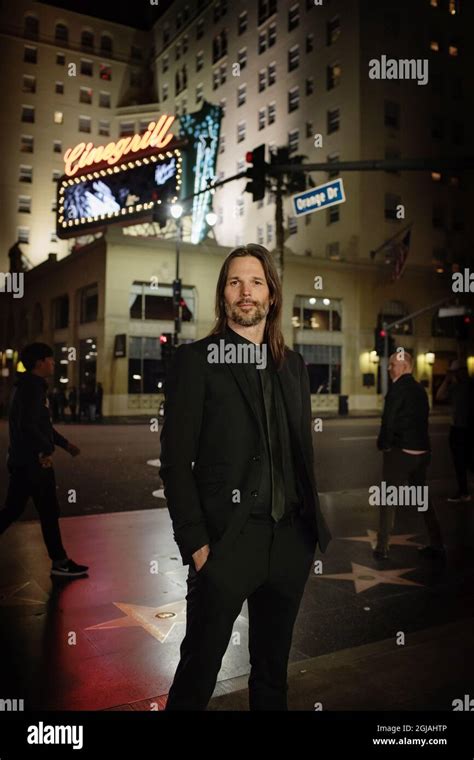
24, 15, 39, 39
100, 33, 113, 55
55, 22, 69, 45
81, 30, 94, 51
378, 300, 413, 336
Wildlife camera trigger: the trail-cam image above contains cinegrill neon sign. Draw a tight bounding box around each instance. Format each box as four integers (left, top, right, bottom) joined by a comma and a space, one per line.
63, 115, 175, 177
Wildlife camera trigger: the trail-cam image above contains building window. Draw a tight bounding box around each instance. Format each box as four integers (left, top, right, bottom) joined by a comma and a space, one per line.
24, 14, 39, 39
258, 30, 267, 55
288, 216, 298, 235
98, 120, 110, 136
268, 61, 276, 85
237, 84, 246, 106
163, 24, 170, 45
268, 23, 276, 47
99, 63, 112, 81
195, 83, 203, 103
175, 42, 181, 61
20, 135, 34, 153
327, 206, 340, 224
56, 52, 65, 65
100, 34, 113, 56
53, 140, 62, 153
52, 170, 60, 181
327, 152, 340, 178
288, 86, 299, 112
162, 55, 169, 74
288, 129, 299, 154
213, 30, 228, 63
197, 19, 204, 39
235, 197, 244, 217
385, 193, 402, 220
21, 105, 35, 123
238, 11, 248, 34
99, 91, 111, 108
80, 284, 98, 323
306, 121, 313, 138
327, 108, 340, 134
448, 42, 459, 56
196, 51, 203, 71
327, 16, 341, 45
288, 45, 299, 71
50, 232, 58, 243
258, 108, 266, 130
81, 30, 94, 52
119, 121, 135, 136
385, 100, 400, 129
80, 59, 93, 76
327, 62, 341, 90
238, 47, 247, 70
237, 121, 246, 143
17, 226, 30, 244
22, 75, 36, 93
306, 77, 314, 95
51, 199, 57, 212
220, 64, 227, 84
219, 134, 225, 154
258, 69, 266, 92
266, 222, 273, 243
268, 102, 276, 124
258, 0, 277, 24
54, 111, 63, 124
214, 0, 227, 22
288, 3, 300, 31
53, 295, 69, 329
24, 45, 37, 64
219, 98, 226, 116
18, 195, 31, 213
294, 340, 342, 393
306, 33, 314, 53
18, 164, 33, 182
162, 82, 169, 101
79, 115, 91, 132
55, 81, 64, 94
430, 39, 440, 52
80, 86, 92, 104
129, 282, 195, 323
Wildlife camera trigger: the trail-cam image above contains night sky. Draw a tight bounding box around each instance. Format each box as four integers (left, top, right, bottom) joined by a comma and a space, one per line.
39, 0, 175, 30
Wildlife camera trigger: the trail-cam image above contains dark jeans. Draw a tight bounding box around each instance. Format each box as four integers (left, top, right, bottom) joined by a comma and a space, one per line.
0, 463, 67, 561
449, 426, 470, 496
165, 511, 316, 711
376, 449, 443, 551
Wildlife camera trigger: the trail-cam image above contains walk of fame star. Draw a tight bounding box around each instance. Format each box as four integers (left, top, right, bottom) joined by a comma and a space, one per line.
85, 600, 188, 643
316, 562, 424, 593
340, 530, 423, 549
0, 581, 48, 606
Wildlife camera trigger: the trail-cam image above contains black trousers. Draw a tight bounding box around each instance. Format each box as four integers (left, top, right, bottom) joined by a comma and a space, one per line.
376, 449, 443, 550
165, 511, 316, 711
449, 426, 470, 496
0, 463, 67, 561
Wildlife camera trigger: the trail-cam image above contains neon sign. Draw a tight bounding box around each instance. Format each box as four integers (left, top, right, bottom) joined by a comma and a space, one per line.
63, 115, 175, 178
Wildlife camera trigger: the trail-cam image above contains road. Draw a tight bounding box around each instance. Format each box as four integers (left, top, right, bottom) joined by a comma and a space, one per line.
0, 416, 456, 519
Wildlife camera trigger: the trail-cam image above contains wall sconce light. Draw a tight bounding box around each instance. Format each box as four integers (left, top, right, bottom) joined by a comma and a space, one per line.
425, 352, 435, 365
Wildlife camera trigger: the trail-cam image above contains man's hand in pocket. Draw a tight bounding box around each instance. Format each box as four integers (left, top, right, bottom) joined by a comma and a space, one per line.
192, 544, 210, 572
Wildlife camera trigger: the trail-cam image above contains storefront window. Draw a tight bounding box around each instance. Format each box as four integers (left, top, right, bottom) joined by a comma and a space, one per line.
294, 344, 342, 394
129, 281, 195, 322
292, 296, 342, 331
128, 336, 166, 394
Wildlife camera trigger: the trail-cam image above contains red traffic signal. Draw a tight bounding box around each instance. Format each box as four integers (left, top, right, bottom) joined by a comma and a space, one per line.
159, 334, 168, 344
244, 144, 267, 203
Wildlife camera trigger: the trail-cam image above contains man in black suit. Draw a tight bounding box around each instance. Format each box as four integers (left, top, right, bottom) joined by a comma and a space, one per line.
160, 244, 331, 710
374, 350, 444, 560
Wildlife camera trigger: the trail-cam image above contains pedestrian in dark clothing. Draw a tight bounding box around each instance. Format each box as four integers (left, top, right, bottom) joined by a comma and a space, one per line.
0, 343, 89, 577
96, 382, 103, 421
374, 351, 444, 560
68, 386, 78, 423
436, 360, 473, 502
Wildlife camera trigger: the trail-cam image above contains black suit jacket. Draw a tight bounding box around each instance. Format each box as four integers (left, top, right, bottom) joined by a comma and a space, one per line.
159, 330, 332, 565
377, 373, 430, 452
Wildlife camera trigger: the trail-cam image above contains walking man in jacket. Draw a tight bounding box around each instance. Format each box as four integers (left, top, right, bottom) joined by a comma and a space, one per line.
0, 342, 89, 577
160, 244, 331, 710
374, 350, 444, 560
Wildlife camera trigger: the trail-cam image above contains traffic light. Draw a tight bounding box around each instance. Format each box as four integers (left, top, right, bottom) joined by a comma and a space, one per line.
244, 144, 267, 202
172, 279, 182, 308
160, 333, 173, 360
455, 315, 471, 341
374, 328, 396, 357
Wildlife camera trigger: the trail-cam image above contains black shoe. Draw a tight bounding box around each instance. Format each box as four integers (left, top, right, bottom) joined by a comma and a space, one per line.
51, 559, 89, 577
447, 493, 471, 502
418, 545, 446, 560
373, 548, 389, 560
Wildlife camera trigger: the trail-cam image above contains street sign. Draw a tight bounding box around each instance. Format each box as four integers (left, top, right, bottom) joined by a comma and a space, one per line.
438, 306, 471, 317
291, 178, 346, 217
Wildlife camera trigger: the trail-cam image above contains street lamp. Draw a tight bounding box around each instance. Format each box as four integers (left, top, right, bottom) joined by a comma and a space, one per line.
206, 211, 218, 227
425, 352, 435, 365
170, 203, 183, 220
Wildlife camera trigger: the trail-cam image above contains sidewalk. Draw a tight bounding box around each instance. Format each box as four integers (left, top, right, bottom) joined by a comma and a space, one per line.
1, 487, 473, 711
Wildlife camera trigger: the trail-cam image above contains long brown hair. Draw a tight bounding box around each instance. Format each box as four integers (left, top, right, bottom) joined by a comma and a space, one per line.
207, 244, 288, 370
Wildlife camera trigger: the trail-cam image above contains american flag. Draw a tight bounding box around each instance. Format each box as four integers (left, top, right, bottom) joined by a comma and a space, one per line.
391, 228, 411, 281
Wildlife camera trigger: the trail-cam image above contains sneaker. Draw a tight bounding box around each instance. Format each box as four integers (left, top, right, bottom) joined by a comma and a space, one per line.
447, 493, 471, 502
372, 548, 389, 560
418, 545, 446, 560
51, 559, 89, 577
